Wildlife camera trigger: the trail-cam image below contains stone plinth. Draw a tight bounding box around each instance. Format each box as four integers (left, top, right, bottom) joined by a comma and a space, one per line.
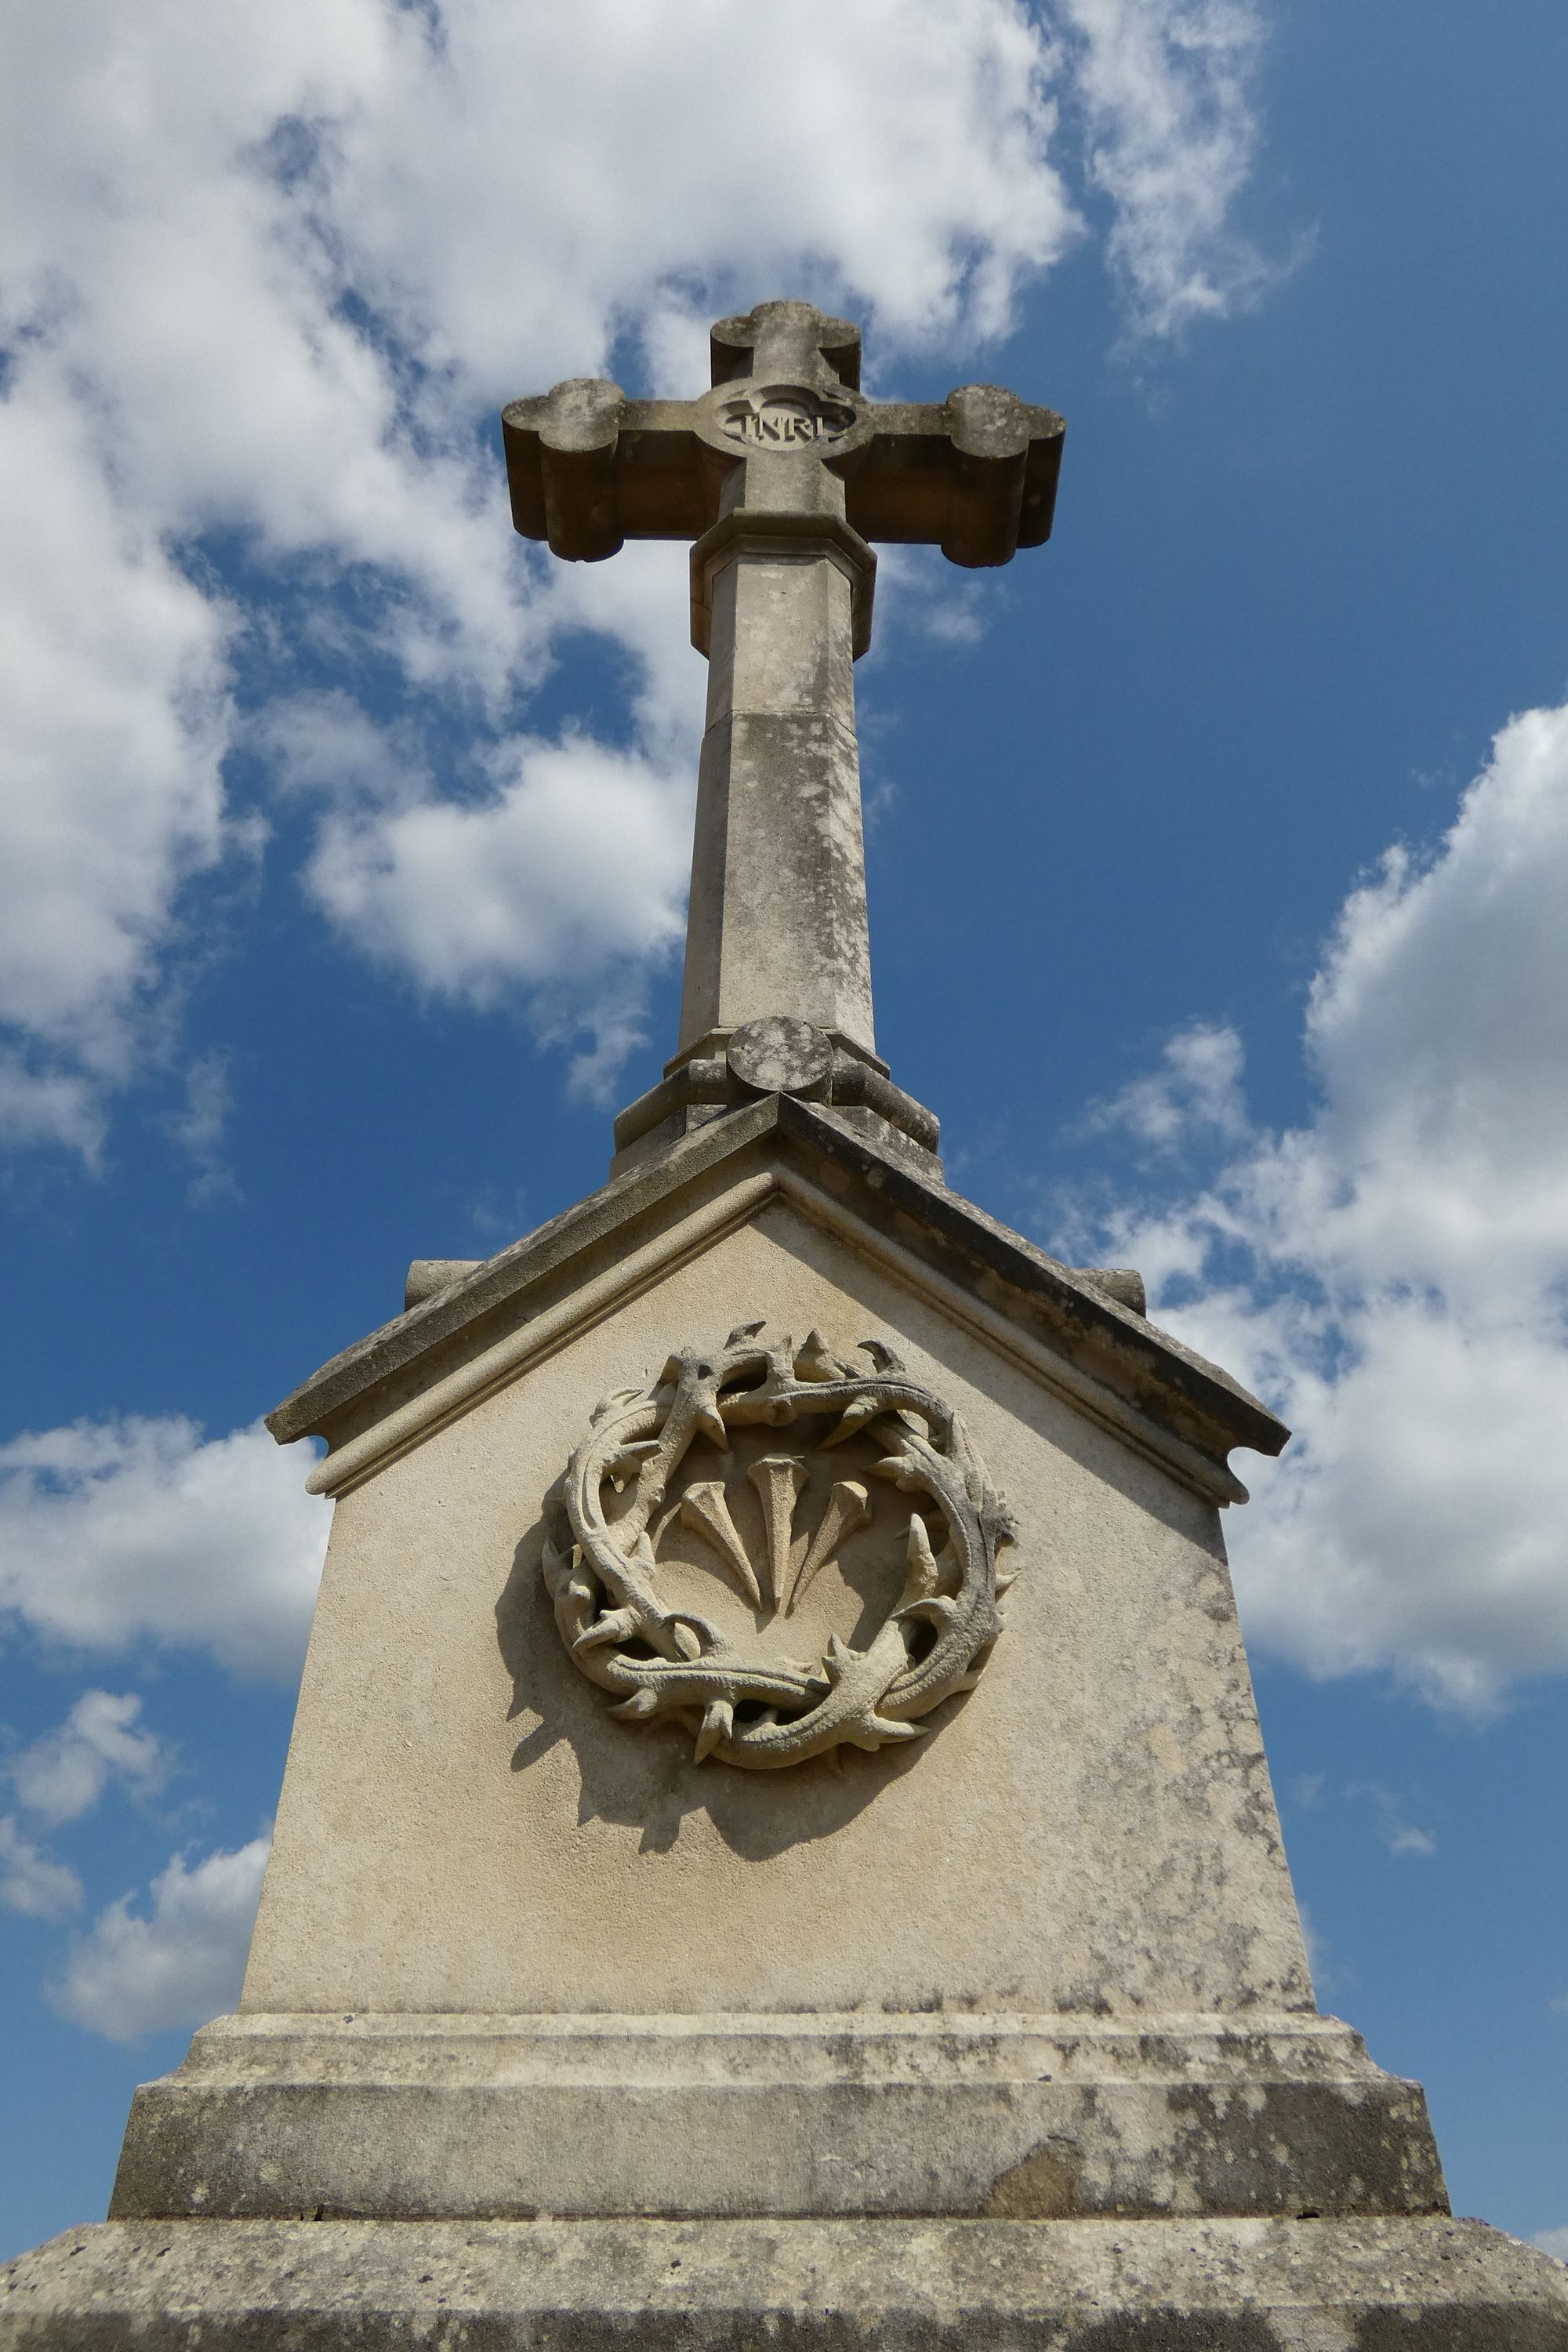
245, 1168, 1308, 2028
110, 2012, 1443, 2224
7, 2216, 1568, 2349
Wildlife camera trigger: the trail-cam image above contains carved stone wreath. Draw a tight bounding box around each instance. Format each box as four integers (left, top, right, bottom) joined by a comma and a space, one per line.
542, 1322, 1017, 1770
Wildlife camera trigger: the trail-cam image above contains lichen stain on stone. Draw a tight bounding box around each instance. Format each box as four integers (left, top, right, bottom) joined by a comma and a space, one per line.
982, 2138, 1084, 2218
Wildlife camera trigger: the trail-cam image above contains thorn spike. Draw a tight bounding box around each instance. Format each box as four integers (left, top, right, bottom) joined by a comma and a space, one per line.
747, 1454, 808, 1610
679, 1482, 762, 1606
787, 1480, 873, 1614
693, 1699, 734, 1762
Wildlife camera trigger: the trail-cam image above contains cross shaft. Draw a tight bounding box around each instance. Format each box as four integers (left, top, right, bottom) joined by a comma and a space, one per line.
503, 302, 1063, 1165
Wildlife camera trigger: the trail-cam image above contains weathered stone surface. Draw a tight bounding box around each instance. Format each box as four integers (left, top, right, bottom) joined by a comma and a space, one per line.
608, 1032, 941, 1174
110, 2013, 1444, 2224
404, 1258, 481, 1310
679, 563, 875, 1058
6, 2216, 1566, 2349
266, 1098, 1286, 1508
105, 1153, 1443, 2245
539, 1323, 1016, 1771
1076, 1269, 1149, 1319
242, 1194, 1310, 2024
500, 300, 1065, 573
726, 1016, 834, 1100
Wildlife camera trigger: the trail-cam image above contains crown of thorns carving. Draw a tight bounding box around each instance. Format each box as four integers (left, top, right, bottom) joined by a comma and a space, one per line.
543, 1322, 1017, 1770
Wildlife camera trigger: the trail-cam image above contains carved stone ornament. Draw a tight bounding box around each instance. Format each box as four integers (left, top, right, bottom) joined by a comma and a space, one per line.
716, 385, 858, 448
543, 1323, 1017, 1769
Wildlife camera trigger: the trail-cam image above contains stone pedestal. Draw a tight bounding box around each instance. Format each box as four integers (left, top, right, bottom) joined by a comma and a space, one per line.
5, 1101, 1563, 2346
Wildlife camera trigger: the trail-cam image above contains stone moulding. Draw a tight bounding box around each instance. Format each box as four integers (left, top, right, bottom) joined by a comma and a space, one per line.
612, 1016, 942, 1162
688, 506, 877, 658
544, 1323, 1016, 1769
268, 1097, 1288, 1508
10, 2214, 1568, 2350
107, 2011, 1448, 2227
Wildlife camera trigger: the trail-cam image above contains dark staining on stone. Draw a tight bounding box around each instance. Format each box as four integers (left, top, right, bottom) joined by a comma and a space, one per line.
1070, 2321, 1287, 2352
982, 2140, 1084, 2220
1165, 2080, 1448, 2220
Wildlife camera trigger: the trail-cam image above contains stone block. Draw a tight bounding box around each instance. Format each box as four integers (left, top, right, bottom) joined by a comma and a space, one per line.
109, 2012, 1445, 2224
5, 2216, 1566, 2349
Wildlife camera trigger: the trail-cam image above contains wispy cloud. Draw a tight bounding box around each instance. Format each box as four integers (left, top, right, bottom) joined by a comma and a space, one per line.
0, 1816, 82, 1922
1079, 1020, 1249, 1150
169, 1051, 238, 1204
1061, 0, 1291, 338
6, 1692, 172, 1828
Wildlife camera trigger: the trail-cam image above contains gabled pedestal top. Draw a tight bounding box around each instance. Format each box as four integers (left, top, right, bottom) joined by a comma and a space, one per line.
269, 1097, 1286, 1508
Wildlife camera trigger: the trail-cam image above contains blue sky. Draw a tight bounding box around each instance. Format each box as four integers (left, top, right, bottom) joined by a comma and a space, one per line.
2, 0, 1566, 2263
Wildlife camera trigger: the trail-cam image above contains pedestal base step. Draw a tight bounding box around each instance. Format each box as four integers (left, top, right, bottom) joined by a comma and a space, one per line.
5, 2216, 1566, 2350
109, 2010, 1448, 2223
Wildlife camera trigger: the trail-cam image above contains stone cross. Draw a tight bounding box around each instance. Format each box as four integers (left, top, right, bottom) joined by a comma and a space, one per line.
502, 300, 1063, 1131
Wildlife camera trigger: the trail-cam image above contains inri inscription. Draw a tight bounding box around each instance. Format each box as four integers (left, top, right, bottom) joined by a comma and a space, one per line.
717, 385, 858, 448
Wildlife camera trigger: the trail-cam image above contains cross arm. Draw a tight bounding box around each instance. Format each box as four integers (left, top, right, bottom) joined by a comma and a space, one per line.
501, 383, 720, 561
503, 378, 1065, 568
845, 389, 1065, 566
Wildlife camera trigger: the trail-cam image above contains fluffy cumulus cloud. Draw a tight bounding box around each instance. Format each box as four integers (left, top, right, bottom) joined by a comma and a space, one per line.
0, 0, 1276, 1142
1060, 702, 1568, 1711
6, 1691, 172, 1828
0, 1417, 328, 1680
267, 691, 695, 1092
1, 1691, 175, 1938
51, 1835, 270, 2042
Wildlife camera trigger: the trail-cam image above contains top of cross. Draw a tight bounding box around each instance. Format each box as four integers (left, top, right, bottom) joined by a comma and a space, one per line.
502, 299, 1064, 652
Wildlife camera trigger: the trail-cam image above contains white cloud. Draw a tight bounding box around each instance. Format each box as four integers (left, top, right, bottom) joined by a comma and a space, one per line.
1062, 0, 1283, 337
0, 1054, 105, 1161
1083, 1020, 1248, 1148
1062, 700, 1568, 1711
51, 1835, 270, 2042
0, 381, 235, 1104
1346, 1784, 1435, 1859
0, 1815, 82, 1922
0, 0, 1274, 1139
8, 1691, 172, 1828
1534, 2227, 1568, 2265
0, 1417, 328, 1681
268, 696, 693, 1091
322, 0, 1079, 383
170, 1051, 238, 1204
1285, 1776, 1432, 1857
